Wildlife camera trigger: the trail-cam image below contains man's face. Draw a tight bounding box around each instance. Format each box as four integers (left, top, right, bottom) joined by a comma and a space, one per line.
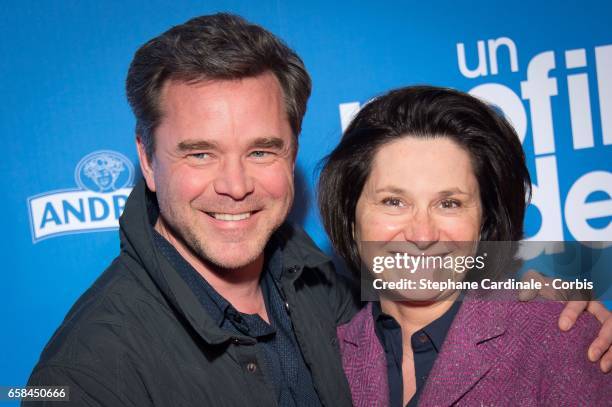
137, 72, 295, 270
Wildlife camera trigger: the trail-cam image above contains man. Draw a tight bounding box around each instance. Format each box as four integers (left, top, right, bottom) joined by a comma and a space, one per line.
26, 13, 612, 407
27, 13, 356, 407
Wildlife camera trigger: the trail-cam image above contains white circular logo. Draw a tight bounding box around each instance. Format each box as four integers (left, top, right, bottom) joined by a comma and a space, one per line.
75, 150, 134, 193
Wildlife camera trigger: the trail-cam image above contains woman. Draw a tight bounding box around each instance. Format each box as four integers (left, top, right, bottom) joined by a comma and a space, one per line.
318, 86, 610, 406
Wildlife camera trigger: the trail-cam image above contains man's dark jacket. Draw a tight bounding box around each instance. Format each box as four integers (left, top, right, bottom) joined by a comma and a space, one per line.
26, 180, 358, 406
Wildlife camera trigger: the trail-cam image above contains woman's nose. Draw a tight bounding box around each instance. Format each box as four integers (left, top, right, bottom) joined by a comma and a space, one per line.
403, 211, 440, 249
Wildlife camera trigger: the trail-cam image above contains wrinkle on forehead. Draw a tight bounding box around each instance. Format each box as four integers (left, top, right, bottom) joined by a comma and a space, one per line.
368, 137, 480, 198
156, 72, 292, 149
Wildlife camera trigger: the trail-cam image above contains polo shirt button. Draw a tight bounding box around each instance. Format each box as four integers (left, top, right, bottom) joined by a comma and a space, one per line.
418, 333, 428, 343
246, 362, 257, 373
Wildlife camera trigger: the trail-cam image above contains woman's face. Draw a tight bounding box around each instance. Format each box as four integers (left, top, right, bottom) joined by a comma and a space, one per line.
355, 136, 482, 300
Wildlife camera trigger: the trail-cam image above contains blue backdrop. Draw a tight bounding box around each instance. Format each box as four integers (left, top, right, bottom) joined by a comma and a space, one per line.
3, 0, 611, 392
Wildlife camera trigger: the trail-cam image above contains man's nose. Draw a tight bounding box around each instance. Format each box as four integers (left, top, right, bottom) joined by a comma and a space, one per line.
213, 159, 254, 200
403, 210, 440, 250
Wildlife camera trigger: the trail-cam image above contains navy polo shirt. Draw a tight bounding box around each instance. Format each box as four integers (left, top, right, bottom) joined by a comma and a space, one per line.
152, 230, 322, 407
373, 299, 461, 407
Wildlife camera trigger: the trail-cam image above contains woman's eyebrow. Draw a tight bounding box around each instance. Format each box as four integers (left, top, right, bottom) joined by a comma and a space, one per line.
438, 188, 471, 196
374, 186, 407, 195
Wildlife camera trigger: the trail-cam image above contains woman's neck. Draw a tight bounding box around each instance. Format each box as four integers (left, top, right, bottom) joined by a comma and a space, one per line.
380, 290, 460, 336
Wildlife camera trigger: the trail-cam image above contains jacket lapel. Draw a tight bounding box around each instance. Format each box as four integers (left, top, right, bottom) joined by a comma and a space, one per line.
338, 303, 389, 407
418, 296, 508, 406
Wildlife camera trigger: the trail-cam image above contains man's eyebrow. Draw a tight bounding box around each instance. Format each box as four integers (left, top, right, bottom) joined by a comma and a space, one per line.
176, 140, 219, 151
250, 137, 286, 150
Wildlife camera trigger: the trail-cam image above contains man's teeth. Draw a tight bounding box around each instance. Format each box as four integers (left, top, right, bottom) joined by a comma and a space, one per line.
212, 212, 251, 221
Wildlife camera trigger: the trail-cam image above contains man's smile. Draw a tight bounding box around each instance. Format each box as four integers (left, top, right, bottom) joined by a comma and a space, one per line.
206, 212, 253, 221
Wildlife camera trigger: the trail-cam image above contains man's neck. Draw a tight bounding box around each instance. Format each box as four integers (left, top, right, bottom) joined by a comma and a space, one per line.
155, 219, 269, 320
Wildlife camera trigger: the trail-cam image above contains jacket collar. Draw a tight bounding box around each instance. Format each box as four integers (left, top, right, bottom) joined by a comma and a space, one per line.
119, 179, 331, 345
337, 303, 390, 407
272, 221, 333, 279
418, 292, 510, 406
339, 302, 376, 348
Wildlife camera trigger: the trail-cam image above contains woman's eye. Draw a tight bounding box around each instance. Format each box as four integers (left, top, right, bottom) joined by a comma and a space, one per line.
382, 197, 403, 207
440, 199, 460, 209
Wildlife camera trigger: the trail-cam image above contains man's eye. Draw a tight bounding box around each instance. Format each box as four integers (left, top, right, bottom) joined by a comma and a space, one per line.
440, 199, 460, 209
382, 197, 403, 207
189, 152, 210, 160
250, 151, 271, 158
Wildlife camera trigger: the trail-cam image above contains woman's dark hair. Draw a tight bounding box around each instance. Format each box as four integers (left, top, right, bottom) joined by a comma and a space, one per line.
126, 13, 311, 159
318, 85, 532, 272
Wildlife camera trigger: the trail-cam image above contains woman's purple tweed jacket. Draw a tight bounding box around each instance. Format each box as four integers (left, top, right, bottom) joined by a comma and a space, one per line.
337, 296, 611, 406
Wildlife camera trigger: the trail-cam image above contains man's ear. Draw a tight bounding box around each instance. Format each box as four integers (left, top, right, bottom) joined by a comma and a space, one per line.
136, 135, 156, 192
